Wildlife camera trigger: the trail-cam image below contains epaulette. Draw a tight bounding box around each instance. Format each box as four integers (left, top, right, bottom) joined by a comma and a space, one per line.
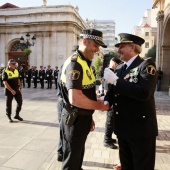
71, 53, 78, 62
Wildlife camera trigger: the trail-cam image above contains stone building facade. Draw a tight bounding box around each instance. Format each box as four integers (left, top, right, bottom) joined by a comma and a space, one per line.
0, 3, 88, 69
152, 0, 170, 91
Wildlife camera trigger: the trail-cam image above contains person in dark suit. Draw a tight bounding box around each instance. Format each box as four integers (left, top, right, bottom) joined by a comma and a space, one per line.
54, 66, 59, 89
104, 33, 158, 170
25, 65, 32, 88
32, 66, 38, 88
19, 65, 25, 88
39, 66, 45, 89
46, 65, 53, 89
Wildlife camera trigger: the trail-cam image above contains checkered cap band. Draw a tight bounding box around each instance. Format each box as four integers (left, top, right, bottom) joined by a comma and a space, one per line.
80, 34, 103, 42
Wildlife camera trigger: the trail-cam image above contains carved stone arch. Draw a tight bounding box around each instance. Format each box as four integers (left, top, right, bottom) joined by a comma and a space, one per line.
160, 12, 170, 90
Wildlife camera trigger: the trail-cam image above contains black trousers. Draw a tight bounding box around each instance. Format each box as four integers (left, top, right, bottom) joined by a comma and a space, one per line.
6, 90, 22, 116
33, 78, 37, 88
61, 108, 92, 170
40, 78, 44, 88
47, 78, 52, 88
20, 78, 25, 87
118, 137, 156, 170
55, 78, 58, 89
26, 77, 31, 87
104, 109, 114, 143
57, 97, 64, 156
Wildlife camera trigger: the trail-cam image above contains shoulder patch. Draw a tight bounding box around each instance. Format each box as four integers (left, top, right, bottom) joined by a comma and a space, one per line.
71, 53, 78, 62
146, 65, 156, 75
68, 70, 80, 80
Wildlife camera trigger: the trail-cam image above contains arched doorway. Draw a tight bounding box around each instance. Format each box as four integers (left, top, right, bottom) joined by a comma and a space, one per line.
8, 41, 28, 70
161, 15, 170, 90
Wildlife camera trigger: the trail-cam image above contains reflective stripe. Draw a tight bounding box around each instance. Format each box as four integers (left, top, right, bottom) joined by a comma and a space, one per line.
61, 54, 96, 87
5, 69, 19, 79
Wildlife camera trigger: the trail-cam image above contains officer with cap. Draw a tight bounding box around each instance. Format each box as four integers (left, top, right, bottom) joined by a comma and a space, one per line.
39, 66, 45, 89
60, 29, 109, 170
2, 59, 23, 122
104, 33, 158, 170
46, 65, 53, 89
53, 66, 59, 89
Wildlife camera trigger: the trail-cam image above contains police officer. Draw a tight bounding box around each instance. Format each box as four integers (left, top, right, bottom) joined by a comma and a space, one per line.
0, 64, 5, 87
53, 66, 59, 89
19, 65, 25, 88
25, 65, 32, 88
32, 66, 38, 88
104, 33, 158, 170
2, 59, 23, 122
46, 65, 53, 89
39, 66, 45, 89
103, 57, 122, 149
60, 29, 109, 170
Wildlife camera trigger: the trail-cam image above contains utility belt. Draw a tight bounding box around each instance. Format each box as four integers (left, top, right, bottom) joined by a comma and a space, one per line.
64, 104, 93, 127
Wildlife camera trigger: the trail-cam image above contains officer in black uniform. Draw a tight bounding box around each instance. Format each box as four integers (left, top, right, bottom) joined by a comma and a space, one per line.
19, 65, 25, 88
25, 65, 32, 88
60, 29, 109, 170
46, 65, 53, 89
32, 66, 38, 88
53, 66, 59, 89
103, 57, 122, 150
39, 66, 45, 89
104, 33, 158, 170
0, 65, 5, 87
2, 59, 23, 122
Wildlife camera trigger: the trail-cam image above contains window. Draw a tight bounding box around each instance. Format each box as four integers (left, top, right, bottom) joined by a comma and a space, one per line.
145, 32, 149, 36
145, 42, 149, 48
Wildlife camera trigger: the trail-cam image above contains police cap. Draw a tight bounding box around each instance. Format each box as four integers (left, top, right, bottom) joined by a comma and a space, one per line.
8, 59, 16, 64
80, 29, 107, 48
115, 33, 145, 47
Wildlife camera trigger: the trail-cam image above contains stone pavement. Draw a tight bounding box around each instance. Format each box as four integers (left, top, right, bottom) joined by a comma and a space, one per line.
0, 87, 170, 170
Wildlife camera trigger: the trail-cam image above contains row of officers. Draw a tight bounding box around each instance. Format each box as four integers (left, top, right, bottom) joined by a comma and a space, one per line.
0, 65, 59, 89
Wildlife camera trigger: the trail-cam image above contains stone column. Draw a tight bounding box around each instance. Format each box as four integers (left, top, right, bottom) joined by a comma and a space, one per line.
156, 10, 164, 68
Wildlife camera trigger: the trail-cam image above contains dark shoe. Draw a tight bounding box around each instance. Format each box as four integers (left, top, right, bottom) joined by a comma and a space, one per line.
14, 115, 23, 121
104, 142, 118, 149
57, 154, 63, 162
111, 138, 117, 144
7, 115, 13, 123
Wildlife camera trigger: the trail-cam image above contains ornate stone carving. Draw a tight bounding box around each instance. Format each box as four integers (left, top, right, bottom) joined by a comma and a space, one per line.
156, 10, 164, 22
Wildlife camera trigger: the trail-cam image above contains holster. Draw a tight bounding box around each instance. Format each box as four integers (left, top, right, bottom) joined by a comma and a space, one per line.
64, 104, 78, 127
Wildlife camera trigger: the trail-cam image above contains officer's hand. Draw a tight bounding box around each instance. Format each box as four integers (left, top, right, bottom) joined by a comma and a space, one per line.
11, 89, 16, 95
97, 99, 110, 111
104, 68, 118, 84
90, 119, 95, 132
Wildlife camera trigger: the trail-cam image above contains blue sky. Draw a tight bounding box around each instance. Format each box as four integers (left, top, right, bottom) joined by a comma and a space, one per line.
0, 0, 153, 36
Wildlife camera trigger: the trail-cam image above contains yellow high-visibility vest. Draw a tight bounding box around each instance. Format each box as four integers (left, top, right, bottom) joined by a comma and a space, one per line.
61, 54, 96, 88
4, 68, 19, 79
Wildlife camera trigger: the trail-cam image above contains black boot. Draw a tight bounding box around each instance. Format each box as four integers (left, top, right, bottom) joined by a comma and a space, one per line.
14, 114, 23, 121
7, 114, 13, 123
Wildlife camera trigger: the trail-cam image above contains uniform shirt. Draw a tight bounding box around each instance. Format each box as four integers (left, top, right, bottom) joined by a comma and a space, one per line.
61, 50, 96, 114
2, 67, 19, 93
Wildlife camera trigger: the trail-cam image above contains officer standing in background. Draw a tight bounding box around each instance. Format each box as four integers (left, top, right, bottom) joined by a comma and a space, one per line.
2, 59, 23, 122
0, 64, 5, 87
19, 65, 25, 88
103, 57, 122, 150
32, 66, 38, 88
53, 66, 59, 89
46, 65, 53, 89
25, 65, 32, 88
60, 29, 109, 170
104, 33, 158, 170
39, 66, 45, 89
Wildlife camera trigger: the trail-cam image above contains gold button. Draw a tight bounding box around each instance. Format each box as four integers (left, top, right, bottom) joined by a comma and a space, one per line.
143, 116, 145, 118
115, 94, 117, 97
116, 112, 118, 114
115, 103, 117, 106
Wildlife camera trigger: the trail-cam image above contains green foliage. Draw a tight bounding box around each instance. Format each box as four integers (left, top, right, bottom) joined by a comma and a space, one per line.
24, 48, 32, 55
94, 57, 102, 78
146, 45, 156, 62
